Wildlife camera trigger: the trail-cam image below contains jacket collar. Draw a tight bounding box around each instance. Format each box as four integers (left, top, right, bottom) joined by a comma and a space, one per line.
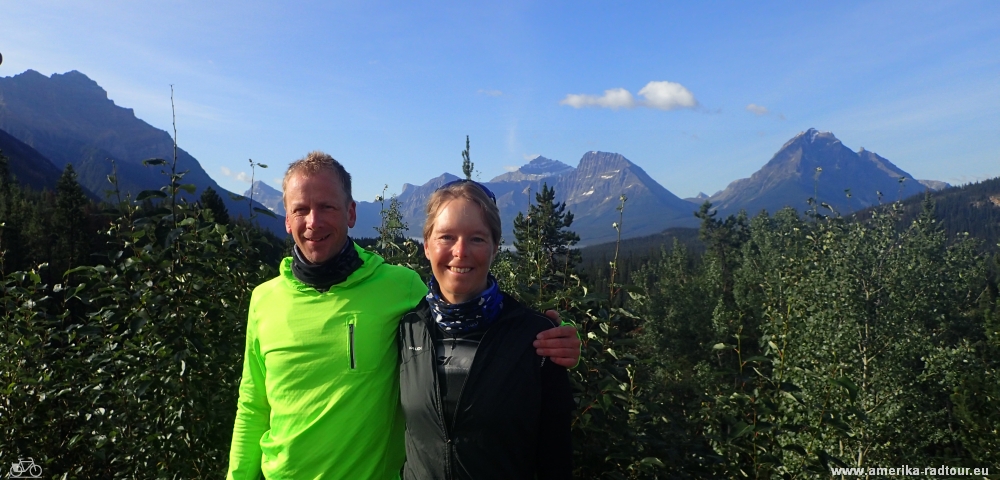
280, 243, 385, 294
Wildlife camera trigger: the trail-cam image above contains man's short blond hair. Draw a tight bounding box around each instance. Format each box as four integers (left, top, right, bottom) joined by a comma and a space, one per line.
282, 151, 353, 204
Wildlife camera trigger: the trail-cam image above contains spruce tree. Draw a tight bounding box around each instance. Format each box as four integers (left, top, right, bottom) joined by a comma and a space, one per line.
461, 135, 473, 180
199, 186, 230, 224
512, 183, 581, 296
54, 163, 91, 271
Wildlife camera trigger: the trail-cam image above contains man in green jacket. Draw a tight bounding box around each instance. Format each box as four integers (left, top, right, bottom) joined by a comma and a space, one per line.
227, 151, 580, 480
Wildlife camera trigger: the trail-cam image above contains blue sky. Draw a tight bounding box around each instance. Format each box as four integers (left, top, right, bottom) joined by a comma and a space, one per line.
2, 0, 999, 202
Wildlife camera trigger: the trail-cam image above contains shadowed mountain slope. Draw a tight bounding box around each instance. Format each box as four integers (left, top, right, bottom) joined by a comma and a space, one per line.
0, 70, 284, 234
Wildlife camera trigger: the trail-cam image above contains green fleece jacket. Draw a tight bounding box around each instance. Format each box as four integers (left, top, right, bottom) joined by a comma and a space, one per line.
227, 245, 426, 480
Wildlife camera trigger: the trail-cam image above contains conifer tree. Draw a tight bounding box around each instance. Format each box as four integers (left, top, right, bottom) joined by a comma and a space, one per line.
199, 185, 230, 224
512, 183, 580, 296
53, 163, 91, 271
461, 135, 473, 180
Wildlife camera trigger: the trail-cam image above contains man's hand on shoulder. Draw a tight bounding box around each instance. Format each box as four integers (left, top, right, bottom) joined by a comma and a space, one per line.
534, 310, 581, 368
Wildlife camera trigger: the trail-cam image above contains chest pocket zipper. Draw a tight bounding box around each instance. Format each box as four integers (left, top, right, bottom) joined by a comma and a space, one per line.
348, 323, 357, 369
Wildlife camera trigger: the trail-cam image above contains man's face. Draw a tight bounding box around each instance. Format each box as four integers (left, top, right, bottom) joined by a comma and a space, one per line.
284, 169, 357, 264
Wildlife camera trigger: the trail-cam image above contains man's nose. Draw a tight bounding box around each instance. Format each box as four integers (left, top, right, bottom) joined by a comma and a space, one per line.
305, 210, 320, 228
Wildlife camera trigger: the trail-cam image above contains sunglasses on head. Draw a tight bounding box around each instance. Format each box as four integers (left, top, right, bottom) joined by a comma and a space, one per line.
438, 179, 497, 204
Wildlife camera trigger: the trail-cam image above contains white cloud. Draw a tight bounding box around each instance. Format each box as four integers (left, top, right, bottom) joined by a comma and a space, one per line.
236, 172, 252, 183
478, 89, 503, 97
637, 81, 698, 110
272, 178, 284, 190
560, 88, 635, 109
746, 103, 786, 120
220, 166, 232, 177
504, 165, 519, 172
560, 81, 698, 111
746, 104, 769, 116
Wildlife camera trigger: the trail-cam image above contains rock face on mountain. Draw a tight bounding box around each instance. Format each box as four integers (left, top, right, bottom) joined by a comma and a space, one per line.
244, 180, 285, 216
354, 151, 699, 246
489, 156, 574, 183
548, 151, 699, 243
0, 70, 284, 234
0, 127, 66, 193
709, 129, 929, 217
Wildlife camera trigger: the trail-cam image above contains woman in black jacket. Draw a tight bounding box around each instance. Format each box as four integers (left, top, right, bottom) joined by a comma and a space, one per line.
398, 179, 574, 480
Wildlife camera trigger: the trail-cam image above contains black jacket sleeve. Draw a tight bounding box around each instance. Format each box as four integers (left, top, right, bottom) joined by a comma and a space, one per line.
535, 358, 574, 479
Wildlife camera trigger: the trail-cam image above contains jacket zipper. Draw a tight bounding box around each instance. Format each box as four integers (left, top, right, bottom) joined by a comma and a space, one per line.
448, 327, 491, 438
348, 323, 356, 369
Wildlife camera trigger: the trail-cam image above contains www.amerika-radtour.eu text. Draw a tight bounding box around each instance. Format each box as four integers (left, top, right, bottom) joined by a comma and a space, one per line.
830, 465, 990, 477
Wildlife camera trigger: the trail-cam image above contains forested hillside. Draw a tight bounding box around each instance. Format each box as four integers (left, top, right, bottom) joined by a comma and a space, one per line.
2, 149, 998, 478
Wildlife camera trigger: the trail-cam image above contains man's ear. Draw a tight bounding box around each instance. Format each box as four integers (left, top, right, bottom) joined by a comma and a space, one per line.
347, 201, 357, 228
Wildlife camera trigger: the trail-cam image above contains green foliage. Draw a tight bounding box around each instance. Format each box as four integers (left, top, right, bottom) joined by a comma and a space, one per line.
1, 149, 282, 479
461, 135, 473, 180
372, 185, 428, 279
626, 202, 1000, 476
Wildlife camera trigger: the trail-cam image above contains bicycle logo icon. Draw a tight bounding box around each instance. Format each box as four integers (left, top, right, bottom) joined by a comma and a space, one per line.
8, 457, 42, 478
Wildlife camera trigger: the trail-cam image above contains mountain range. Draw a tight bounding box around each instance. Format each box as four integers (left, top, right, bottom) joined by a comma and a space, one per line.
349, 152, 700, 245
0, 70, 284, 234
2, 69, 954, 246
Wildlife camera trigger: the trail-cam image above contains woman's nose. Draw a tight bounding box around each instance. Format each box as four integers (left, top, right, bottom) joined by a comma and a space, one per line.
452, 238, 467, 257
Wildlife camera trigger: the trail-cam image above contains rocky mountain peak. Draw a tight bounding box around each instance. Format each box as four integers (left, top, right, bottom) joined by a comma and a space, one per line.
710, 129, 928, 216
778, 128, 839, 151
244, 180, 285, 216
574, 151, 634, 177
7, 70, 115, 107
520, 156, 573, 175
489, 156, 573, 183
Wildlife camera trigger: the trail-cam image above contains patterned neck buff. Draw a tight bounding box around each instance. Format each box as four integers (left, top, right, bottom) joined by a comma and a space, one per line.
426, 273, 504, 335
290, 238, 363, 292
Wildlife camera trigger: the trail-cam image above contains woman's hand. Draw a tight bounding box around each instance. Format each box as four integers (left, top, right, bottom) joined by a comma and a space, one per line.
534, 311, 581, 368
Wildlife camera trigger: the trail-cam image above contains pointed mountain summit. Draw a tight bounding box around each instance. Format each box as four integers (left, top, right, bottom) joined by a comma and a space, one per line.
244, 180, 285, 216
709, 128, 928, 217
489, 156, 574, 183
547, 151, 697, 243
684, 192, 710, 204
0, 69, 284, 234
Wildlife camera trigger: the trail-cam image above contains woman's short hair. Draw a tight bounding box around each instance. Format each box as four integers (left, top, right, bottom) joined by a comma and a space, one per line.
423, 180, 502, 246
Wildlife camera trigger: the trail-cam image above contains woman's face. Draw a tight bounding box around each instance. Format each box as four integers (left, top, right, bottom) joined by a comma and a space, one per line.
424, 197, 497, 304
